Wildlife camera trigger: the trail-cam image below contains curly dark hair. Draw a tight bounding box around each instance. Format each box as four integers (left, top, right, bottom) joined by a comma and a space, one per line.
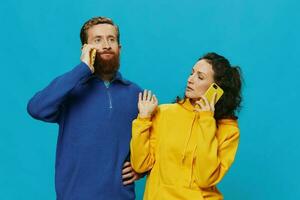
176, 52, 243, 120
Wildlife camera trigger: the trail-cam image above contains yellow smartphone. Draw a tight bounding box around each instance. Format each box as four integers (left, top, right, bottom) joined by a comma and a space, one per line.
199, 83, 224, 105
90, 48, 97, 67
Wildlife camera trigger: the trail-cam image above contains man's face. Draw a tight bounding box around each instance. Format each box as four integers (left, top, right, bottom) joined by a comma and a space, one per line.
87, 24, 121, 74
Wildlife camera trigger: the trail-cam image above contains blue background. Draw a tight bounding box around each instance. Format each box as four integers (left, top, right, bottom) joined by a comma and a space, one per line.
1, 0, 299, 199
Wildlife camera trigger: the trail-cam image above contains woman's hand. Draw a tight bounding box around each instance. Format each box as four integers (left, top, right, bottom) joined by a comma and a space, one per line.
138, 90, 158, 118
194, 92, 217, 112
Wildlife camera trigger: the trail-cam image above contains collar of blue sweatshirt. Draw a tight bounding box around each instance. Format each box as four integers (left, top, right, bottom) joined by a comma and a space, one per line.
81, 70, 131, 85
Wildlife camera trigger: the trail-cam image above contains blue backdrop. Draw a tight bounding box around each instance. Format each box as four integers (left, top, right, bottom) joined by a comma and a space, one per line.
1, 0, 299, 199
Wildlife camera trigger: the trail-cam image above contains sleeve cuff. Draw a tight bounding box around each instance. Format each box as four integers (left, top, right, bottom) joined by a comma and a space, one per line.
199, 111, 214, 118
78, 62, 93, 75
137, 114, 152, 122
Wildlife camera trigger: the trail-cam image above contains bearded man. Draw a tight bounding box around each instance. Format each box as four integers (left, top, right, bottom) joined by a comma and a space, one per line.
27, 16, 142, 200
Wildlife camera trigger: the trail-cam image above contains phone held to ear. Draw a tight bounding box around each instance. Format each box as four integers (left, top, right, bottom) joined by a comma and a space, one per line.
199, 83, 224, 106
90, 48, 97, 67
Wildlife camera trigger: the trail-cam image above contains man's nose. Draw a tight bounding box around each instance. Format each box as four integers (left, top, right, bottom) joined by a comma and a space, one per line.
102, 39, 111, 50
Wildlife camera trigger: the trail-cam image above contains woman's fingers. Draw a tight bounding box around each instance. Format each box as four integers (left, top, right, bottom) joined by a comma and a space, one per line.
194, 107, 201, 112
143, 89, 147, 101
152, 95, 158, 104
141, 90, 156, 102
195, 100, 204, 108
138, 90, 158, 118
138, 92, 142, 102
147, 90, 152, 101
195, 95, 216, 112
201, 95, 209, 107
210, 92, 217, 110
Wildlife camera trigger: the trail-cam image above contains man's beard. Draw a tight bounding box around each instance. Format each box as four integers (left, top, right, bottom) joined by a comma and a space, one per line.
94, 51, 120, 76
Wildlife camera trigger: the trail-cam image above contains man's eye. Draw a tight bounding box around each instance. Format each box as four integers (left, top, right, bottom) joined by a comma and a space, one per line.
95, 38, 101, 43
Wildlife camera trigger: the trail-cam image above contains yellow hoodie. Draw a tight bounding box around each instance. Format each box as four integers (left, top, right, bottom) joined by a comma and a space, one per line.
130, 100, 240, 200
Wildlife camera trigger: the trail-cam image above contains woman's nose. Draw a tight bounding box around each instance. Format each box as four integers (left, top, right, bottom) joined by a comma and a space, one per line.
188, 75, 194, 83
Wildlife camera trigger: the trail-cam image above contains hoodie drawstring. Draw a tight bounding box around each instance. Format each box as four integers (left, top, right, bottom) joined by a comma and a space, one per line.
188, 144, 198, 187
181, 114, 197, 163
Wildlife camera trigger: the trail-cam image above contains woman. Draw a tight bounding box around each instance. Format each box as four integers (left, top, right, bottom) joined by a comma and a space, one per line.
130, 52, 242, 200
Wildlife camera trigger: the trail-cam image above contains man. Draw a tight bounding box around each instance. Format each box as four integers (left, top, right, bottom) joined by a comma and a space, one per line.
27, 17, 142, 200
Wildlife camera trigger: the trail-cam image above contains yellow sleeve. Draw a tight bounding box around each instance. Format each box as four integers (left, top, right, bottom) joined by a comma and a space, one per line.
194, 112, 240, 188
130, 108, 161, 173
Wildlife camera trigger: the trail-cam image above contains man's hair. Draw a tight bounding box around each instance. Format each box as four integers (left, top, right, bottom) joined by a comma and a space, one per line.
80, 16, 120, 45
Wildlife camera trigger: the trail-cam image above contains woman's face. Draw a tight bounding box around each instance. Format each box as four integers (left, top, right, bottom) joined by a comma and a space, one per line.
185, 59, 215, 100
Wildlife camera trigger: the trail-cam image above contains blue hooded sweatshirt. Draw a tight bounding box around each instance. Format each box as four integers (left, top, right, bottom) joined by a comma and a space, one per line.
27, 62, 142, 200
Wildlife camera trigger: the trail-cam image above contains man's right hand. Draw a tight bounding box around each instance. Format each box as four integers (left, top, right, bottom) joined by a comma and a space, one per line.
80, 44, 97, 73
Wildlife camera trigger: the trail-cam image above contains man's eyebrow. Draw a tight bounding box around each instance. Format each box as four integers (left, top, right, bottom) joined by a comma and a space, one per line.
93, 35, 116, 38
92, 35, 102, 39
107, 35, 116, 38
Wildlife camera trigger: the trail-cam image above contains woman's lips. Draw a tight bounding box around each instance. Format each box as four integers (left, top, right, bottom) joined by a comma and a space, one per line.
186, 86, 193, 91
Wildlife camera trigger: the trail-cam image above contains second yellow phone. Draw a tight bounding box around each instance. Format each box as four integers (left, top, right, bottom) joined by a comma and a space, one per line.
199, 83, 224, 105
90, 48, 97, 67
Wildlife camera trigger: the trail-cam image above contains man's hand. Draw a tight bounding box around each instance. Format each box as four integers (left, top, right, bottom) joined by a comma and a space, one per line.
80, 44, 98, 73
122, 161, 141, 185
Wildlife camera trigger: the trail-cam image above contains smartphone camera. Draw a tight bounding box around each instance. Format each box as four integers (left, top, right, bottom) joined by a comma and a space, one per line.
213, 84, 218, 89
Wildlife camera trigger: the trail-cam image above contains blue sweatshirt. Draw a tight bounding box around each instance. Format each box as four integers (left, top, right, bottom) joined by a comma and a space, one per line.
27, 62, 142, 200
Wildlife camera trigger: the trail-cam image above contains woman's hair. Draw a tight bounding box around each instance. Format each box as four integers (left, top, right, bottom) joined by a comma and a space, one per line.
176, 52, 243, 120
